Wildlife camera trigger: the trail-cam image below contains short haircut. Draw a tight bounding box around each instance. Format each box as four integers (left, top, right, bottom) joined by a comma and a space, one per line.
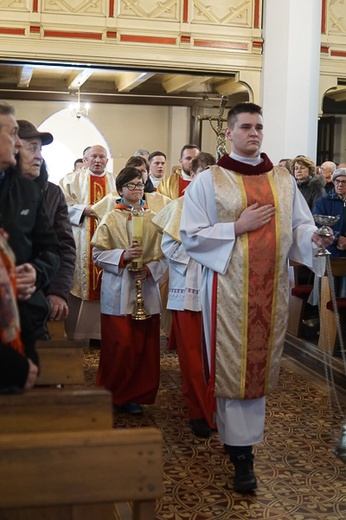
292, 155, 316, 177
148, 151, 166, 162
227, 102, 263, 129
126, 155, 150, 172
0, 102, 15, 129
74, 158, 83, 169
180, 144, 199, 158
191, 152, 216, 173
134, 149, 150, 157
279, 158, 293, 174
116, 166, 143, 193
83, 146, 91, 156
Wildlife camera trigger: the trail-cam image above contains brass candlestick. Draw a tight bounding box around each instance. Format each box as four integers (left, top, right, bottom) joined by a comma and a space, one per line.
128, 207, 151, 320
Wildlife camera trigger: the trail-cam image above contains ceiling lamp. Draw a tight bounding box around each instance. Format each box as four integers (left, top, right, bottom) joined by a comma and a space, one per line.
69, 87, 90, 119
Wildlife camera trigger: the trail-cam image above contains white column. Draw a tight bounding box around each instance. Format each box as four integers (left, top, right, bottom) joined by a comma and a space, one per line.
261, 0, 322, 164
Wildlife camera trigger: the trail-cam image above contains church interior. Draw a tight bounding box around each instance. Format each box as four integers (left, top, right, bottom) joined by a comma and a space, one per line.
1, 1, 346, 518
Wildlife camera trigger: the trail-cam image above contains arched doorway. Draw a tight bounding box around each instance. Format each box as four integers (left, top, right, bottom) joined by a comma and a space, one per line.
38, 108, 113, 184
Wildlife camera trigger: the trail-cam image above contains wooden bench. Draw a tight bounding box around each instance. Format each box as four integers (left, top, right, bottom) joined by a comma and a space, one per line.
0, 427, 163, 520
0, 387, 113, 434
318, 257, 346, 351
35, 339, 87, 386
287, 260, 314, 336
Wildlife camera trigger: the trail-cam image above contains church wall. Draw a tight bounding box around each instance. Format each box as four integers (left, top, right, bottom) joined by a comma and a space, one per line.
1, 1, 346, 164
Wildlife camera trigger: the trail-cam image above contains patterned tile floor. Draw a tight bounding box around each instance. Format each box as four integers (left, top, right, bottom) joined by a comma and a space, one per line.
83, 345, 346, 520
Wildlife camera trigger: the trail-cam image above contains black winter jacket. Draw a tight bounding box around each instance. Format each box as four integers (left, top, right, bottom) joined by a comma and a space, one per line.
0, 171, 60, 353
296, 175, 326, 211
44, 182, 76, 302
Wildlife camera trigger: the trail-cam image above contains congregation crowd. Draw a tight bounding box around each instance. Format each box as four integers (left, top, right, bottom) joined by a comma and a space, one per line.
0, 100, 337, 493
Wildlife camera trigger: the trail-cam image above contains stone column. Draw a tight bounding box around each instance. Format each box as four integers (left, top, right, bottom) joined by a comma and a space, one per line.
261, 0, 322, 163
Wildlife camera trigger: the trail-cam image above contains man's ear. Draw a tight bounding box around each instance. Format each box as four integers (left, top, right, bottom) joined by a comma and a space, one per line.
225, 127, 232, 140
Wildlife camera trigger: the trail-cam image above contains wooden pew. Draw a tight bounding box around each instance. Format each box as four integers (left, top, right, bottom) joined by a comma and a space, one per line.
287, 260, 314, 336
0, 427, 163, 520
0, 340, 163, 519
35, 339, 87, 386
318, 257, 346, 351
0, 387, 113, 434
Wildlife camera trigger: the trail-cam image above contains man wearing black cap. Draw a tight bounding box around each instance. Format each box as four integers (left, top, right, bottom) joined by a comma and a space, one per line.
16, 120, 76, 323
0, 113, 60, 349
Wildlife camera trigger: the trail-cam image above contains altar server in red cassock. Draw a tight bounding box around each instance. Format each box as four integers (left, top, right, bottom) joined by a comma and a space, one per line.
91, 167, 167, 415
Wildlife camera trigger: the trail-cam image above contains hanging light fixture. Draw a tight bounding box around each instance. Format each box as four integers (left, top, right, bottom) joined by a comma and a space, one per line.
69, 87, 90, 119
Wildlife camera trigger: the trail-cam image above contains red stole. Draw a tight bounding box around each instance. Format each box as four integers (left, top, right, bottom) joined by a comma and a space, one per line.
179, 177, 191, 197
88, 175, 107, 300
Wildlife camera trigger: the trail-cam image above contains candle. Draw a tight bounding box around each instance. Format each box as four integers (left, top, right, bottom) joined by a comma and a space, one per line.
131, 210, 144, 268
132, 215, 143, 243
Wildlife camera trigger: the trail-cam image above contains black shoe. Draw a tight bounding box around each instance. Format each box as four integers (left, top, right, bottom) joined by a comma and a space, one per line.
233, 455, 257, 493
122, 403, 144, 415
189, 418, 211, 438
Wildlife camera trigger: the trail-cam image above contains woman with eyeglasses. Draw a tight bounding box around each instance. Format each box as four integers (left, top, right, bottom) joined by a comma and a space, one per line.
292, 155, 326, 211
91, 167, 167, 415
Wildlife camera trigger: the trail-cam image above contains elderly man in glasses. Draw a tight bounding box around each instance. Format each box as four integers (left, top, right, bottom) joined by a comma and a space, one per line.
313, 168, 346, 257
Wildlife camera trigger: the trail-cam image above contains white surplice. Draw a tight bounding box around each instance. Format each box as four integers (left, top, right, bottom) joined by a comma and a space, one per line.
180, 168, 324, 446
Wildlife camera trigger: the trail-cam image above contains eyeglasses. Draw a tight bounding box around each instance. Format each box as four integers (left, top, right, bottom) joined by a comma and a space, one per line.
123, 182, 145, 191
334, 180, 346, 186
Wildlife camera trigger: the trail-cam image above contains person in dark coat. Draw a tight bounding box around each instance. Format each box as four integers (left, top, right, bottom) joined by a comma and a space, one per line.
313, 168, 346, 258
292, 155, 326, 211
1, 119, 60, 348
16, 119, 76, 322
0, 101, 40, 387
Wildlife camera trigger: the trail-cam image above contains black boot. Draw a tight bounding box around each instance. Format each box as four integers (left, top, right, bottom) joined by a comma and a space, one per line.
225, 445, 257, 493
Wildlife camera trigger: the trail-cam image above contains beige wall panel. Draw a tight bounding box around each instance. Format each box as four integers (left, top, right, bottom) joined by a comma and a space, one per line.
0, 0, 28, 11
41, 0, 108, 16
192, 0, 253, 26
118, 0, 180, 20
328, 0, 346, 35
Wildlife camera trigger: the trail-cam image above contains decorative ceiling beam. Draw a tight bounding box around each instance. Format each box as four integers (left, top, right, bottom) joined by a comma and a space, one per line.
214, 78, 247, 95
162, 74, 212, 94
67, 69, 93, 90
115, 72, 155, 93
17, 65, 34, 88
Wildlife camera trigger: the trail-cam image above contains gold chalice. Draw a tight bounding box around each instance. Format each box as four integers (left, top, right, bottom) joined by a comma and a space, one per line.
313, 214, 340, 256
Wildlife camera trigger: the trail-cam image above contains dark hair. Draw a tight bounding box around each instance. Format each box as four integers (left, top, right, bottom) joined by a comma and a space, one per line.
180, 144, 199, 158
82, 146, 91, 156
125, 155, 150, 172
74, 158, 83, 169
116, 167, 143, 193
278, 158, 293, 174
191, 152, 216, 173
227, 102, 263, 129
148, 151, 166, 162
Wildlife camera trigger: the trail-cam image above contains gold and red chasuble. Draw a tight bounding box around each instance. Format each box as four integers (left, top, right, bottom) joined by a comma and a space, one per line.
178, 177, 190, 197
211, 165, 294, 400
88, 175, 106, 300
